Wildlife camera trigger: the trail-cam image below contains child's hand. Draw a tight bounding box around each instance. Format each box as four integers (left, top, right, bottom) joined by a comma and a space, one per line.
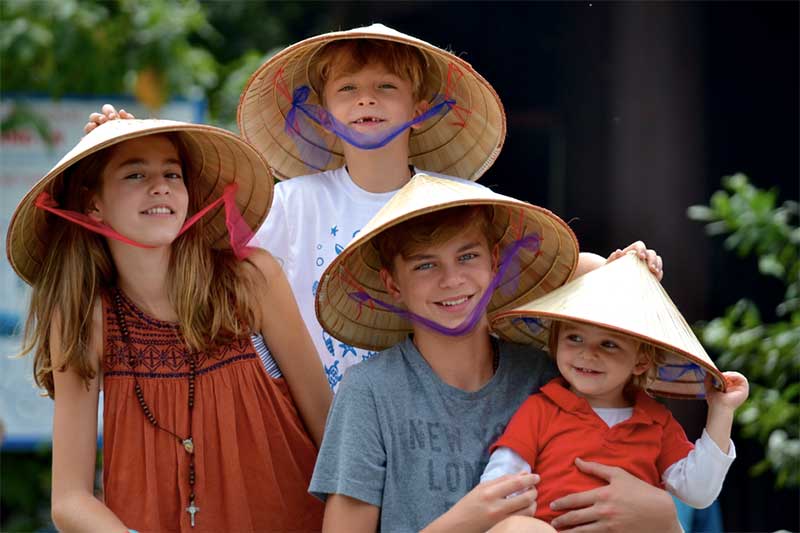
422, 472, 539, 532
607, 241, 663, 280
84, 104, 135, 134
706, 371, 749, 412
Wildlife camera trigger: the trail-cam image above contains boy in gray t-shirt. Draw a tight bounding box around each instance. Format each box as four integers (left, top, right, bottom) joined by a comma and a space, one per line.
310, 336, 558, 530
310, 175, 685, 532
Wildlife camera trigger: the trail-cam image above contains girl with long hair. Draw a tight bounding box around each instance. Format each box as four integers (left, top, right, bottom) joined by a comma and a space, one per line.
8, 119, 330, 532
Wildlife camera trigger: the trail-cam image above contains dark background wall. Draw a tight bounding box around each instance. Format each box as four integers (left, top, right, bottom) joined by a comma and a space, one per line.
323, 2, 798, 531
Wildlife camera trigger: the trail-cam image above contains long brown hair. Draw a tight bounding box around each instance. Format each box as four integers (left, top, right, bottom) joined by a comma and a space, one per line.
19, 134, 261, 398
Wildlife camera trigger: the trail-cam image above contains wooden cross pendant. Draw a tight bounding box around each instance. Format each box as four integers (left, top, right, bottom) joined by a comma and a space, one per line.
186, 499, 199, 528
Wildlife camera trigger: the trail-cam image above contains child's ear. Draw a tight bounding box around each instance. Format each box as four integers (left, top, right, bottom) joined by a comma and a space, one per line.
409, 100, 430, 131
491, 243, 501, 274
380, 267, 403, 302
632, 355, 652, 376
87, 199, 103, 222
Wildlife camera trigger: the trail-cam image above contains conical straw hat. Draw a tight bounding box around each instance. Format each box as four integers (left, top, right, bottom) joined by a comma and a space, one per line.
315, 173, 579, 350
7, 119, 274, 286
490, 251, 725, 399
237, 23, 505, 181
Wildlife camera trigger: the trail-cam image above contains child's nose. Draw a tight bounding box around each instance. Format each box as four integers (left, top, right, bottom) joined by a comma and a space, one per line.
439, 265, 465, 288
576, 345, 599, 359
149, 176, 171, 195
357, 90, 377, 106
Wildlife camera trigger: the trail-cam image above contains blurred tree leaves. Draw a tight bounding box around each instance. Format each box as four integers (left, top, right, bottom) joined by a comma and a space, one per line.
689, 173, 800, 488
0, 0, 331, 127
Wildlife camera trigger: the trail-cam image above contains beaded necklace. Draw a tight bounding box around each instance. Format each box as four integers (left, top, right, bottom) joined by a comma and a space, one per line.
111, 289, 200, 528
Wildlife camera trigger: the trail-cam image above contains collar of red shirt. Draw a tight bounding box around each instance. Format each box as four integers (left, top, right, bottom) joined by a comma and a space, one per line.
540, 377, 664, 426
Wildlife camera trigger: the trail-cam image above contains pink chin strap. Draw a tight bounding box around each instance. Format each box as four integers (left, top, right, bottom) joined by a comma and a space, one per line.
34, 183, 255, 260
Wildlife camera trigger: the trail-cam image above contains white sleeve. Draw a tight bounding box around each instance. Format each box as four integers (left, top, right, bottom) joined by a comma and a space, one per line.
663, 428, 736, 509
251, 184, 291, 270
480, 446, 532, 484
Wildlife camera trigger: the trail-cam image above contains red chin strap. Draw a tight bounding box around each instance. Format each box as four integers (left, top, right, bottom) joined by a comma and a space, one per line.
35, 183, 254, 260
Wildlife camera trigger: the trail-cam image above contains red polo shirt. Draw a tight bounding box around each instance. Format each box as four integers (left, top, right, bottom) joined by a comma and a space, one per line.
490, 378, 693, 523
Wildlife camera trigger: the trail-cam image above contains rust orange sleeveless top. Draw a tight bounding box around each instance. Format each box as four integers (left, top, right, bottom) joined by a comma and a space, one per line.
101, 290, 324, 532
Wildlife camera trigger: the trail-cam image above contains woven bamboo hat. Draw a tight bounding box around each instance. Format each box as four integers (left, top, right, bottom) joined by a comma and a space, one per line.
237, 23, 506, 181
490, 251, 725, 399
7, 119, 274, 285
315, 173, 579, 350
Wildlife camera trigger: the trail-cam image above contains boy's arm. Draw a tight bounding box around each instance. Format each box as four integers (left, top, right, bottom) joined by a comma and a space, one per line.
322, 495, 379, 533
549, 458, 683, 533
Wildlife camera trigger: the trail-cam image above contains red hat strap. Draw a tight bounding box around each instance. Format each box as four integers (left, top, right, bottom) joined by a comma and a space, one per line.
34, 182, 254, 260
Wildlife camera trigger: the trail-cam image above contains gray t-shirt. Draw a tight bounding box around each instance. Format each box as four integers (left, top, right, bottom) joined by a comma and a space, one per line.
309, 337, 558, 532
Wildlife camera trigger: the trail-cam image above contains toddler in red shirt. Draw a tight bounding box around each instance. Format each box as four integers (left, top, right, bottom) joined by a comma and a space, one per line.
482, 251, 749, 524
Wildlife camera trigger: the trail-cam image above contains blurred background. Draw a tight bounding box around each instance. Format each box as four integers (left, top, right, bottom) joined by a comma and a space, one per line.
1, 1, 797, 531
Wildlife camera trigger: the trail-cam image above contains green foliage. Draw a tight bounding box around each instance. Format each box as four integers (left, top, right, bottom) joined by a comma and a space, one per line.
0, 447, 53, 532
1, 0, 217, 99
0, 0, 330, 125
689, 173, 800, 488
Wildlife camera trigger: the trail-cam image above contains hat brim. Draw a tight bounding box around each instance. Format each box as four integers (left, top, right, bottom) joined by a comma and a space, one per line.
237, 23, 506, 181
315, 174, 579, 350
7, 119, 273, 285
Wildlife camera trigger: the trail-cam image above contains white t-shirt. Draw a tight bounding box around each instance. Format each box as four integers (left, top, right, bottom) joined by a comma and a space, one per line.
253, 166, 485, 391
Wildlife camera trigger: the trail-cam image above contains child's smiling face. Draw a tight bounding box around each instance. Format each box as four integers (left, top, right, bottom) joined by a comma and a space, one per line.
90, 134, 188, 247
322, 61, 427, 139
381, 225, 495, 333
555, 322, 651, 408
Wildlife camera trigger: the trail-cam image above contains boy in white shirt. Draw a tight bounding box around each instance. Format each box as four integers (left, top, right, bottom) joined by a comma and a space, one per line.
236, 24, 508, 388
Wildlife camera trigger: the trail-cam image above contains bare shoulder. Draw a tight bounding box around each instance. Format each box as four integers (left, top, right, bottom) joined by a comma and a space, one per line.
241, 248, 283, 289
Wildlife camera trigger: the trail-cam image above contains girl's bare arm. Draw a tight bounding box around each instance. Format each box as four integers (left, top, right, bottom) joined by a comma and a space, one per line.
248, 248, 332, 446
50, 301, 129, 532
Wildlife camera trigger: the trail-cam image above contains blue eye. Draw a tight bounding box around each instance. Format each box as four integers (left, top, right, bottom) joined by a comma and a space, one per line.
165, 172, 183, 180
414, 262, 434, 271
379, 83, 397, 90
459, 252, 478, 262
